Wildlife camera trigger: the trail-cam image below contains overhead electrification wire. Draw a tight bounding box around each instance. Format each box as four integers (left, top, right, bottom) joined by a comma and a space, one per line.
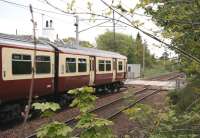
99, 0, 200, 64
0, 0, 73, 16
79, 13, 127, 33
0, 0, 117, 22
79, 20, 112, 33
2, 0, 200, 63
42, 0, 200, 64
2, 0, 200, 25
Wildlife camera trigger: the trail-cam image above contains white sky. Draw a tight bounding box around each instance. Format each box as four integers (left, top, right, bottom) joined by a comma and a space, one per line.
0, 0, 175, 58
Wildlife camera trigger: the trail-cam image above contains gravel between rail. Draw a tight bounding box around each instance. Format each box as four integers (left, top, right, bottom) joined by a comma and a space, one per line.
0, 72, 183, 138
0, 86, 143, 138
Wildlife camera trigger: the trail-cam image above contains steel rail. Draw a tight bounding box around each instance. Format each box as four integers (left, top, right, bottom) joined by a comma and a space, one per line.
26, 73, 182, 138
74, 88, 162, 137
25, 87, 150, 138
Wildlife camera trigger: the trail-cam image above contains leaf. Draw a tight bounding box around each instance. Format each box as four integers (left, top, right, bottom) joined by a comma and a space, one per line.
32, 102, 60, 117
32, 102, 60, 112
68, 87, 96, 112
37, 121, 72, 138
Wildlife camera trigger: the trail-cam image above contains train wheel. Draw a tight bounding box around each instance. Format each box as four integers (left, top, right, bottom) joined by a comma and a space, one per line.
106, 84, 112, 93
111, 83, 120, 93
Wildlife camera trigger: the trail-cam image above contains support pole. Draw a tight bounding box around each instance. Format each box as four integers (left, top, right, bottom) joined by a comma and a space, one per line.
142, 44, 145, 77
75, 15, 79, 46
113, 10, 115, 44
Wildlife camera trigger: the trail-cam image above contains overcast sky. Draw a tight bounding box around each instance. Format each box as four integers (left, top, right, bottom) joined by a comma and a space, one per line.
0, 0, 174, 58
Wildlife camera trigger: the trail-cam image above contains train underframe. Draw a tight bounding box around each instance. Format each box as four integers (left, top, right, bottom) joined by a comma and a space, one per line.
0, 81, 124, 125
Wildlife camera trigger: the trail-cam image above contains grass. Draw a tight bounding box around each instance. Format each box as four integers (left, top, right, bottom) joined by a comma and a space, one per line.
143, 63, 173, 79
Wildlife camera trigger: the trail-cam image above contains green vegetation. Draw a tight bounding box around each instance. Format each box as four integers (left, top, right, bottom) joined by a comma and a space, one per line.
144, 63, 171, 78
96, 31, 156, 66
32, 102, 60, 117
36, 121, 72, 138
123, 77, 200, 138
124, 104, 155, 137
63, 37, 94, 48
33, 87, 114, 138
139, 0, 200, 77
31, 0, 200, 137
68, 87, 114, 138
144, 59, 178, 78
33, 102, 72, 138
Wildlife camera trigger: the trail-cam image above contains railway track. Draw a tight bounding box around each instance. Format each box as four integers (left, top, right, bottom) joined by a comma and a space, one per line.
26, 86, 162, 138
149, 72, 184, 81
73, 88, 162, 137
1, 72, 183, 138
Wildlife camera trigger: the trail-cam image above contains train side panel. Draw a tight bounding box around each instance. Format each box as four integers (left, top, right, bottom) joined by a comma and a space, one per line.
95, 57, 113, 86
58, 53, 90, 92
116, 59, 126, 81
0, 46, 54, 102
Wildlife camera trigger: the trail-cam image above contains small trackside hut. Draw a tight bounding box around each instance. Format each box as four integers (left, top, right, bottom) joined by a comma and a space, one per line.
0, 33, 127, 123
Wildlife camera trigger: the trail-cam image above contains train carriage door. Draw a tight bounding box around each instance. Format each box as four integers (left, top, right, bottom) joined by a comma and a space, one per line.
112, 58, 117, 82
89, 57, 95, 86
124, 59, 127, 79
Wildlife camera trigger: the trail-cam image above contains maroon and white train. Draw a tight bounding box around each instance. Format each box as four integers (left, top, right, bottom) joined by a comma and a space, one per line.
0, 33, 127, 123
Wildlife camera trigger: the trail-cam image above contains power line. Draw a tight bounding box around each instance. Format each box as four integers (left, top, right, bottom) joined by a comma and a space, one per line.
79, 18, 126, 33
2, 0, 200, 64
0, 0, 76, 27
44, 0, 200, 64
2, 0, 200, 26
112, 3, 200, 26
100, 0, 200, 64
0, 0, 126, 36
79, 20, 112, 33
0, 0, 112, 23
0, 0, 73, 16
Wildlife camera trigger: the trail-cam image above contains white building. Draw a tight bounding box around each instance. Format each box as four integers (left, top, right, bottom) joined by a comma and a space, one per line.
41, 16, 56, 41
127, 64, 141, 79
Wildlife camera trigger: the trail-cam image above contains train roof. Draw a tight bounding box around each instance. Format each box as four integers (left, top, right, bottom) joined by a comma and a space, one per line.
0, 33, 127, 59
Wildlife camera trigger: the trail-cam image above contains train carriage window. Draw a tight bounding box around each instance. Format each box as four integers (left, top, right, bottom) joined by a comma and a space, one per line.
78, 58, 87, 72
118, 61, 123, 71
99, 60, 105, 71
66, 58, 76, 73
36, 56, 51, 74
12, 54, 32, 75
106, 60, 111, 71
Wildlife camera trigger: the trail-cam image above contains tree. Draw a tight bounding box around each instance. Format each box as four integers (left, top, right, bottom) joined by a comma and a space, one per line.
160, 52, 169, 60
140, 0, 200, 76
135, 32, 143, 64
63, 37, 94, 48
96, 31, 136, 64
96, 31, 155, 66
80, 40, 94, 48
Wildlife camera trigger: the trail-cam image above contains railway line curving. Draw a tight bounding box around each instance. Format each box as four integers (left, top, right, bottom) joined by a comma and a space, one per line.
0, 72, 183, 138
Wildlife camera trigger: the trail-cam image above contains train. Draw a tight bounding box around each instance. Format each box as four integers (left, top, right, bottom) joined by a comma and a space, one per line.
0, 33, 127, 123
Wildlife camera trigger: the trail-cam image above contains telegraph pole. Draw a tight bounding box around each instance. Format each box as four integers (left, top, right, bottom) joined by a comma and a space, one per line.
75, 15, 79, 46
142, 43, 145, 77
113, 10, 115, 44
16, 29, 18, 35
164, 47, 167, 66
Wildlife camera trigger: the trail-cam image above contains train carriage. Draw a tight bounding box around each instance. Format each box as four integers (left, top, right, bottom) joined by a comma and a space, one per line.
0, 33, 127, 123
